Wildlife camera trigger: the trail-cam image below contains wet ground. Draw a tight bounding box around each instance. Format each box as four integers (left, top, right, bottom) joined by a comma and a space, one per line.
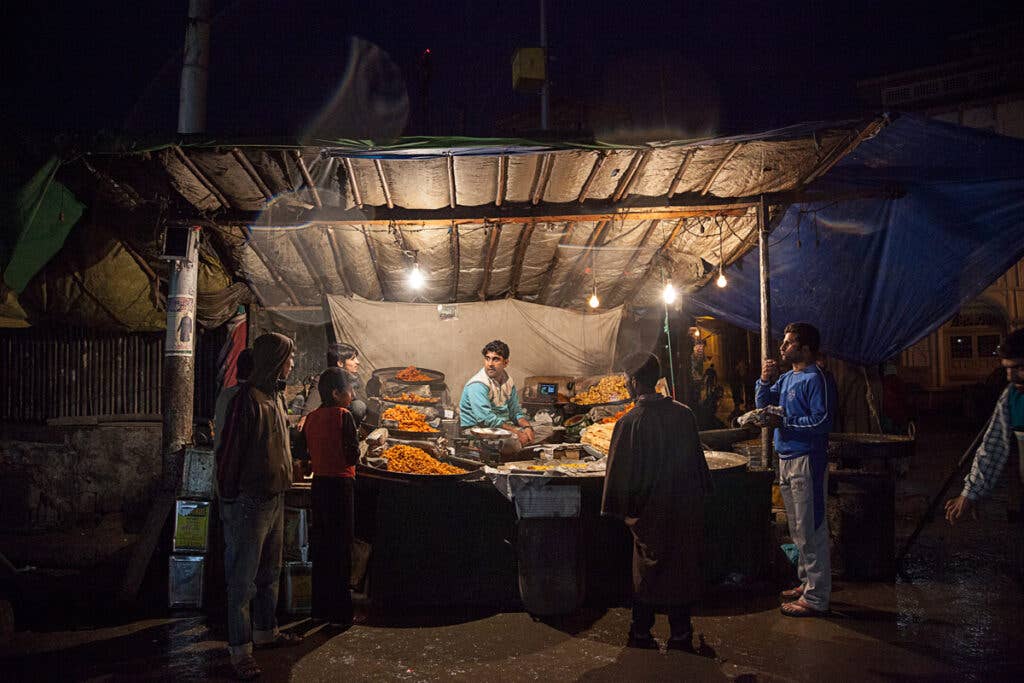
2, 414, 1023, 681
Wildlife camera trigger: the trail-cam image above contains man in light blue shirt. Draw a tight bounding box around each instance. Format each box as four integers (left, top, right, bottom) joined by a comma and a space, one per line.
459, 339, 535, 449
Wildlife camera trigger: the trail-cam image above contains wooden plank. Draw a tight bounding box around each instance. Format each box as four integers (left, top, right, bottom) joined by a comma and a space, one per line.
495, 155, 508, 206
612, 149, 649, 202
798, 118, 887, 187
374, 159, 394, 209
666, 150, 694, 198
446, 154, 457, 209
324, 226, 354, 295
361, 226, 388, 299
530, 154, 555, 205
342, 157, 364, 209
508, 222, 536, 298
478, 223, 502, 300
172, 147, 229, 208
701, 143, 743, 196
232, 148, 273, 199
577, 151, 608, 204
287, 230, 329, 297
449, 224, 460, 303
292, 151, 323, 208
247, 238, 302, 305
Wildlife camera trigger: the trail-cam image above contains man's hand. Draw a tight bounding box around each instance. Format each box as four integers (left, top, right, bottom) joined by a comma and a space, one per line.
944, 495, 976, 525
517, 427, 534, 447
761, 358, 779, 383
296, 415, 307, 431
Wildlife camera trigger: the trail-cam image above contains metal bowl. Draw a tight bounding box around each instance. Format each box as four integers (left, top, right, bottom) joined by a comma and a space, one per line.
373, 366, 446, 386
469, 427, 513, 439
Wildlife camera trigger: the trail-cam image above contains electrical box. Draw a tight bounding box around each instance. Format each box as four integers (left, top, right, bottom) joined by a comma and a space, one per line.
512, 47, 546, 93
160, 224, 199, 261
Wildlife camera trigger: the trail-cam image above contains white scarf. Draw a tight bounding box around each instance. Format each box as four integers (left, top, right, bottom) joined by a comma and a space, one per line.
468, 367, 515, 408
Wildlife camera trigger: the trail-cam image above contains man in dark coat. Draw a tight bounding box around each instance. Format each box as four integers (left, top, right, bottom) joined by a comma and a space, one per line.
601, 352, 712, 651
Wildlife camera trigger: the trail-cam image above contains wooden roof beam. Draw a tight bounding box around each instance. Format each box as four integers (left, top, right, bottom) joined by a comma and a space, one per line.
287, 231, 330, 298
231, 148, 274, 200
246, 237, 302, 305
700, 143, 743, 196
172, 147, 230, 208
360, 227, 389, 299
292, 151, 323, 209
666, 150, 694, 198
556, 219, 613, 306
798, 117, 887, 188
373, 159, 394, 209
342, 157, 364, 209
622, 218, 688, 305
449, 224, 460, 303
610, 219, 661, 304
530, 153, 555, 206
495, 155, 508, 206
577, 151, 608, 204
508, 222, 536, 298
536, 223, 575, 304
324, 226, 354, 295
612, 149, 650, 202
446, 154, 457, 209
478, 223, 502, 300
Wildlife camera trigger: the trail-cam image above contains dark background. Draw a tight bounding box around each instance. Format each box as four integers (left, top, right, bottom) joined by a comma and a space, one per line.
4, 1, 1017, 139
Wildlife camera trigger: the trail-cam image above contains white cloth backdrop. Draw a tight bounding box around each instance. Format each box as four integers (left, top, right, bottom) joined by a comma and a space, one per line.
327, 295, 623, 392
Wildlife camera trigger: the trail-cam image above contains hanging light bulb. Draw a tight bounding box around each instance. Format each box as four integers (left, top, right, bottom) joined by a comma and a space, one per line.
662, 281, 677, 304
408, 260, 425, 290
716, 269, 727, 288
715, 221, 727, 288
588, 291, 600, 308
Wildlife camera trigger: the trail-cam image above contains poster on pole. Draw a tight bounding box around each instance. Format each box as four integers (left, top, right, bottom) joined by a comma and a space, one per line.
166, 295, 196, 357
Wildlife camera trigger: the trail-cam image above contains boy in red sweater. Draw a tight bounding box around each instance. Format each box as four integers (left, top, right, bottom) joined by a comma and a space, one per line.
303, 367, 360, 625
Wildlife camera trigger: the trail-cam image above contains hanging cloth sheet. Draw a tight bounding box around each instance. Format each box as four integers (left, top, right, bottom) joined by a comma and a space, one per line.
327, 295, 623, 391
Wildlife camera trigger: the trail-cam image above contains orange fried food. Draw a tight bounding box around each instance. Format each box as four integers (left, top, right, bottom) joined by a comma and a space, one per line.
572, 375, 629, 405
600, 402, 635, 423
383, 392, 438, 404
395, 365, 433, 382
381, 405, 438, 432
382, 444, 466, 475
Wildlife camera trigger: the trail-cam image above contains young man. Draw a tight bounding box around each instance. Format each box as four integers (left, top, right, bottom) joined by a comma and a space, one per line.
601, 352, 712, 651
301, 343, 367, 427
459, 340, 535, 448
756, 322, 836, 618
946, 328, 1024, 526
217, 333, 303, 679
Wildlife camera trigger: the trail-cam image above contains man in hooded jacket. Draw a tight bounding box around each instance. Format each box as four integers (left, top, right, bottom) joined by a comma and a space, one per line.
601, 352, 712, 651
217, 333, 302, 678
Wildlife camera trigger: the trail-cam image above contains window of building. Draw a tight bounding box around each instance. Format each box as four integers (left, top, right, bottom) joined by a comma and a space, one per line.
950, 336, 974, 359
978, 334, 1000, 357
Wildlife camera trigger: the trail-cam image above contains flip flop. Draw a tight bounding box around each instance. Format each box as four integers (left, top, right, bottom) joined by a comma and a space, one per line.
254, 632, 303, 649
779, 584, 805, 601
231, 655, 261, 680
780, 599, 826, 618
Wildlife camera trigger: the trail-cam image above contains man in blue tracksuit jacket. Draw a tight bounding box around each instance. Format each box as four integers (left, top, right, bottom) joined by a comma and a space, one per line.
756, 322, 836, 617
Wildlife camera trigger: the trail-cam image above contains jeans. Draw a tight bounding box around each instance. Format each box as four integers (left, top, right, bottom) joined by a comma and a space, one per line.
311, 476, 354, 624
631, 600, 692, 639
779, 454, 831, 610
221, 492, 285, 650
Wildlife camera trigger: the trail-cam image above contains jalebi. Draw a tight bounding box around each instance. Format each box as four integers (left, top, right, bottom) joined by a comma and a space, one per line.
572, 375, 629, 405
382, 444, 466, 475
383, 392, 438, 404
395, 365, 433, 382
381, 404, 438, 432
600, 402, 635, 423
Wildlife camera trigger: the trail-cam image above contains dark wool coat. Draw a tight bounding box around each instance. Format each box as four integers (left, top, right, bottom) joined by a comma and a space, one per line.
601, 395, 712, 605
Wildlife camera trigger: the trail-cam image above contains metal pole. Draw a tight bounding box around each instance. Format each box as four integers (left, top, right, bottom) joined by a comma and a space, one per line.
539, 0, 549, 130
664, 304, 676, 399
119, 226, 200, 602
178, 0, 211, 134
758, 195, 772, 470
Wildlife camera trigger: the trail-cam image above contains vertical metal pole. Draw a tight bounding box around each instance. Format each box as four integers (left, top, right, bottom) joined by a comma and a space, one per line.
664, 304, 676, 399
119, 226, 200, 603
178, 0, 211, 134
539, 0, 549, 131
758, 196, 772, 470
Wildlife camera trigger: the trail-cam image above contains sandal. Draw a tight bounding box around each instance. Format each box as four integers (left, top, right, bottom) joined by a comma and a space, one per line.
254, 632, 304, 649
779, 584, 805, 601
780, 599, 826, 618
231, 655, 261, 680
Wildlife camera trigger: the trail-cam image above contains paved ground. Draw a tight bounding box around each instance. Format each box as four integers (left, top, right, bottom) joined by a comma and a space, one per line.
2, 414, 1023, 681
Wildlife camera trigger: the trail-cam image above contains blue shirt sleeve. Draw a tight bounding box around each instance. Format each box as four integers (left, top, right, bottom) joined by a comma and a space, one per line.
755, 377, 781, 408
459, 382, 506, 428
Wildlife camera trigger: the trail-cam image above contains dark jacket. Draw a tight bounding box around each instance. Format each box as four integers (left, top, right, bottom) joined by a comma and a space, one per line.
601, 394, 712, 604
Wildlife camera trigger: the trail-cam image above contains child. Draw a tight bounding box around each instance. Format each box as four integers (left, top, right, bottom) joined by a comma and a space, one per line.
303, 367, 360, 626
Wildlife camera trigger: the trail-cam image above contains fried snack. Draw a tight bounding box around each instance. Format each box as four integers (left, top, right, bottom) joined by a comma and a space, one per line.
572, 374, 629, 405
382, 444, 466, 475
395, 365, 433, 382
580, 422, 616, 455
600, 402, 635, 424
381, 405, 438, 432
383, 392, 438, 404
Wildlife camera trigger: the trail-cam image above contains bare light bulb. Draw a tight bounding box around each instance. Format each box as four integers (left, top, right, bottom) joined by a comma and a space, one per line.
662, 282, 677, 305
409, 263, 425, 290
716, 270, 727, 288
588, 292, 600, 308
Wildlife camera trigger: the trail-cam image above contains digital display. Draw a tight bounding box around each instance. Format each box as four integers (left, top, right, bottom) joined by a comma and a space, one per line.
539, 383, 557, 396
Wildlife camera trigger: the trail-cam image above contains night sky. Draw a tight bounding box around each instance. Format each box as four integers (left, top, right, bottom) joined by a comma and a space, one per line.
5, 0, 1014, 141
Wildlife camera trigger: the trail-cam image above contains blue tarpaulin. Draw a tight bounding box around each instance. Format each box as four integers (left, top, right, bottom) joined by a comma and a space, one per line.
690, 114, 1024, 366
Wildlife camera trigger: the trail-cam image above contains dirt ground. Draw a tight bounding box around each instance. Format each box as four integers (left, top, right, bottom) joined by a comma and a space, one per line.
2, 413, 1023, 682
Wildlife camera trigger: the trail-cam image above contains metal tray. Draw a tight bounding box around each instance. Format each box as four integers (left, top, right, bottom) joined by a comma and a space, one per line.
373, 366, 446, 386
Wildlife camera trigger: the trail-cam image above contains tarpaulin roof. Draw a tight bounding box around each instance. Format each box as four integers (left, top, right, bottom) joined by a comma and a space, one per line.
690, 114, 1024, 365
3, 113, 1023, 368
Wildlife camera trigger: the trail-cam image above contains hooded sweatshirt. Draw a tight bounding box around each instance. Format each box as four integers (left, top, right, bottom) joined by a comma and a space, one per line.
217, 333, 294, 498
